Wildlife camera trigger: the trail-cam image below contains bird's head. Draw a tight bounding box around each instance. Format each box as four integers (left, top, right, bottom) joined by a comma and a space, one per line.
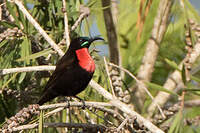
69, 36, 104, 50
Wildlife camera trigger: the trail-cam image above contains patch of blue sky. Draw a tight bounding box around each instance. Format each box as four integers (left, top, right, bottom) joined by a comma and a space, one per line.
189, 0, 200, 12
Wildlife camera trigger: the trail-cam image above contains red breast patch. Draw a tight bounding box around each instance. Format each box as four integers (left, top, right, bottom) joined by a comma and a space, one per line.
75, 48, 95, 72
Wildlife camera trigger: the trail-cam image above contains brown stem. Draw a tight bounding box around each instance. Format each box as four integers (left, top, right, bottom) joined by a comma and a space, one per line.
101, 0, 120, 65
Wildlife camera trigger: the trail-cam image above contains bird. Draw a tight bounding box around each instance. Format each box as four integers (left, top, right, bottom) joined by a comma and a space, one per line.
38, 36, 104, 105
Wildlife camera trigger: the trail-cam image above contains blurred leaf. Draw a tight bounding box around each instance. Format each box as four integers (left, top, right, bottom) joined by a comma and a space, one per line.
185, 107, 200, 118
16, 5, 26, 30
169, 111, 184, 133
0, 21, 18, 28
191, 75, 200, 83
182, 88, 200, 92
6, 2, 20, 27
87, 0, 97, 7
2, 73, 18, 89
165, 58, 181, 71
62, 109, 67, 123
39, 110, 44, 133
0, 40, 8, 49
18, 72, 26, 84
145, 82, 179, 96
21, 36, 31, 64
182, 64, 186, 84
16, 48, 53, 62
184, 0, 200, 20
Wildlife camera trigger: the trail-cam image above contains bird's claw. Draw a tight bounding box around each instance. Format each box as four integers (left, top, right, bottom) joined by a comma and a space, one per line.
81, 99, 86, 109
65, 97, 70, 108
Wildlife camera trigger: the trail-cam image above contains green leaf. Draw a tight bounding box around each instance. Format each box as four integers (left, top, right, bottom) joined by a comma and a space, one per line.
0, 40, 8, 48
6, 2, 20, 27
180, 88, 200, 96
0, 21, 18, 28
18, 72, 26, 84
2, 73, 18, 89
181, 64, 186, 84
62, 109, 67, 123
87, 0, 97, 7
145, 82, 179, 96
184, 0, 200, 20
16, 48, 53, 62
191, 75, 200, 83
165, 58, 181, 71
169, 111, 184, 133
16, 5, 26, 30
20, 36, 31, 64
182, 88, 200, 92
39, 110, 44, 133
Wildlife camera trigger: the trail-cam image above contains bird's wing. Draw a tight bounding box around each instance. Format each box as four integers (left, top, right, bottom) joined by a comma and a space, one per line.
43, 52, 76, 92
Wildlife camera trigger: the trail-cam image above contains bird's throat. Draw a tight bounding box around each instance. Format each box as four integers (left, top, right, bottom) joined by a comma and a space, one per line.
75, 48, 95, 73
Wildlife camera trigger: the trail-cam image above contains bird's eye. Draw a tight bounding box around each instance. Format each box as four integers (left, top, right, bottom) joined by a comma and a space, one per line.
81, 41, 89, 47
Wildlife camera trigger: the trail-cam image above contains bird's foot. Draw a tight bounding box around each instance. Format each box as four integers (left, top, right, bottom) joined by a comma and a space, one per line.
64, 97, 70, 108
80, 99, 86, 109
74, 96, 86, 109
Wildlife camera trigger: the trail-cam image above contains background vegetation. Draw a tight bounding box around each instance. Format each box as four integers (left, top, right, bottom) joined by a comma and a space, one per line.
0, 0, 200, 132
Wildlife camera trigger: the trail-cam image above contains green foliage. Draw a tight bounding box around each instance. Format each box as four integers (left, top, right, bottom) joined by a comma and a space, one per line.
168, 111, 184, 133
145, 82, 179, 96
1, 0, 200, 132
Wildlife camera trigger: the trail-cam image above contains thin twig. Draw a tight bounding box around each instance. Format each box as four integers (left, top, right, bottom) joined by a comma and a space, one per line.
0, 65, 55, 76
8, 0, 64, 56
71, 5, 90, 31
45, 107, 65, 117
116, 116, 129, 132
57, 5, 90, 45
12, 123, 109, 132
0, 2, 6, 7
104, 57, 116, 97
39, 101, 112, 110
62, 0, 70, 48
82, 109, 96, 124
180, 91, 185, 111
184, 100, 200, 107
109, 62, 166, 119
88, 108, 117, 127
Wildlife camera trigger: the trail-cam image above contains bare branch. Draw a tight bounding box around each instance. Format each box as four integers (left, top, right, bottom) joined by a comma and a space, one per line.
104, 57, 116, 97
0, 66, 55, 76
111, 0, 118, 25
71, 5, 90, 31
89, 80, 164, 133
8, 0, 64, 56
184, 100, 200, 108
57, 5, 90, 45
39, 101, 112, 110
101, 0, 120, 65
62, 0, 70, 48
116, 116, 130, 132
12, 123, 110, 132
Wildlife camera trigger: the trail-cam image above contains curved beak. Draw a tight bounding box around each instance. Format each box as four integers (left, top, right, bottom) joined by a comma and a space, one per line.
89, 37, 104, 44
